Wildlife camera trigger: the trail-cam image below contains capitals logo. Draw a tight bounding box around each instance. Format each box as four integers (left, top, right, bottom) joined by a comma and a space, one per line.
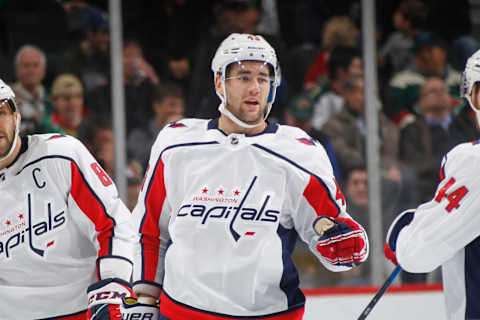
0, 193, 66, 259
177, 176, 280, 241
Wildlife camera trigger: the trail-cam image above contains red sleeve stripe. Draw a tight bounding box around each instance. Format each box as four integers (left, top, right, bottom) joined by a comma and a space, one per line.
139, 158, 166, 281
137, 142, 220, 282
303, 175, 340, 218
70, 162, 114, 259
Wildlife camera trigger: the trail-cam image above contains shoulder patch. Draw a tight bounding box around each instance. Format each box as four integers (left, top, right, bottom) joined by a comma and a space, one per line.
439, 164, 445, 181
47, 134, 66, 141
296, 137, 316, 146
168, 122, 186, 128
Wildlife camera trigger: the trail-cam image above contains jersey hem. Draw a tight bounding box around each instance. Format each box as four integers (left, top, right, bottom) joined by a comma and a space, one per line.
160, 291, 305, 320
37, 309, 87, 320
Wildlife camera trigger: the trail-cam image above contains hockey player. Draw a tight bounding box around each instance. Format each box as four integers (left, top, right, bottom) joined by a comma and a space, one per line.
385, 49, 480, 319
130, 33, 369, 320
0, 78, 136, 320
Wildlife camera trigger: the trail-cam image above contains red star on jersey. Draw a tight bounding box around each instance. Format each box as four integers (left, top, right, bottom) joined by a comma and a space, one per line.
202, 187, 208, 194
18, 213, 24, 219
6, 220, 11, 226
234, 190, 240, 196
218, 189, 224, 195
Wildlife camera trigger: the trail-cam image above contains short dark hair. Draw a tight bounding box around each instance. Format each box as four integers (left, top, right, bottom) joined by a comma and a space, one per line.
153, 82, 184, 103
327, 46, 361, 80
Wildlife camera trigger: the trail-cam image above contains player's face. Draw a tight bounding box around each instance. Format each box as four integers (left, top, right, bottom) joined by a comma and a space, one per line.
221, 61, 272, 124
0, 100, 17, 158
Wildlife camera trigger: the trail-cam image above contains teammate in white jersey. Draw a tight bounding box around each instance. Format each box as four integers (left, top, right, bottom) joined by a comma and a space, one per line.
130, 33, 369, 320
0, 79, 136, 320
385, 49, 480, 319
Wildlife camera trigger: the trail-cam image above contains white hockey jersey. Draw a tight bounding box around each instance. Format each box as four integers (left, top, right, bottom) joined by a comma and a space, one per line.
0, 134, 135, 320
131, 119, 368, 319
396, 140, 480, 320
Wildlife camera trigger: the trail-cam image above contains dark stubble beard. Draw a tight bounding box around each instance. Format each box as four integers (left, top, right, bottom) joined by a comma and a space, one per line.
229, 103, 265, 125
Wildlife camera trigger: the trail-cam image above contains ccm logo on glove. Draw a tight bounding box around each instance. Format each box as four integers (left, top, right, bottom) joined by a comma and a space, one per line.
88, 290, 128, 304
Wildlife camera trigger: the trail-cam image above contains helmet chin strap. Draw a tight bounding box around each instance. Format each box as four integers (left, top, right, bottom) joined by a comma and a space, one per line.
466, 95, 480, 127
0, 113, 20, 163
217, 103, 264, 129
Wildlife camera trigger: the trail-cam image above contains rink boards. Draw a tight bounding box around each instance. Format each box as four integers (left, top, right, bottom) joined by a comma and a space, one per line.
303, 284, 445, 320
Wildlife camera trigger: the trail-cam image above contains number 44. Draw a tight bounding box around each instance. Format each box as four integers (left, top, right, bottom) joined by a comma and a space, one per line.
434, 177, 468, 212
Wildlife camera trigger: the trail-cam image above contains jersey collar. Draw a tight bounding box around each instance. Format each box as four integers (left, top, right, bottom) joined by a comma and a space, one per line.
207, 118, 278, 137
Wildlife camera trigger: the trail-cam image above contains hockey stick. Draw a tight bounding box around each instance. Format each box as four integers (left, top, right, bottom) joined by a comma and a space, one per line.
356, 265, 402, 320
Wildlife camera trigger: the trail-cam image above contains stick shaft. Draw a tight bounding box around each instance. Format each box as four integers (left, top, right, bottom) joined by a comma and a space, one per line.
357, 265, 402, 320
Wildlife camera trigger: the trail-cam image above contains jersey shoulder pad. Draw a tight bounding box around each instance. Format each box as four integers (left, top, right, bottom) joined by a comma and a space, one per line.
151, 118, 210, 150
32, 133, 82, 158
442, 141, 480, 176
276, 124, 321, 148
446, 141, 480, 160
162, 118, 206, 132
272, 124, 332, 174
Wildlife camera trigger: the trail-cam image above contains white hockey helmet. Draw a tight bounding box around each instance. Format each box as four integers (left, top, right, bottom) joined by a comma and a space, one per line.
0, 78, 17, 113
211, 33, 281, 128
460, 49, 480, 125
0, 78, 20, 162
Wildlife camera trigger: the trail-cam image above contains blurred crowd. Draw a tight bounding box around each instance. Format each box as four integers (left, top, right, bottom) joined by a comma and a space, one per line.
1, 0, 479, 287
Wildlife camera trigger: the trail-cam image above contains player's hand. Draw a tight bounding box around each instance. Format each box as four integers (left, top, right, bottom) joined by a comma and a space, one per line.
384, 209, 415, 266
87, 278, 135, 320
122, 296, 160, 320
314, 216, 367, 267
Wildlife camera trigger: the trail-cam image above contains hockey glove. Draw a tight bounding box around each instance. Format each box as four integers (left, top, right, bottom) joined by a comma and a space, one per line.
122, 296, 160, 320
314, 216, 366, 267
384, 209, 415, 266
87, 278, 135, 320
